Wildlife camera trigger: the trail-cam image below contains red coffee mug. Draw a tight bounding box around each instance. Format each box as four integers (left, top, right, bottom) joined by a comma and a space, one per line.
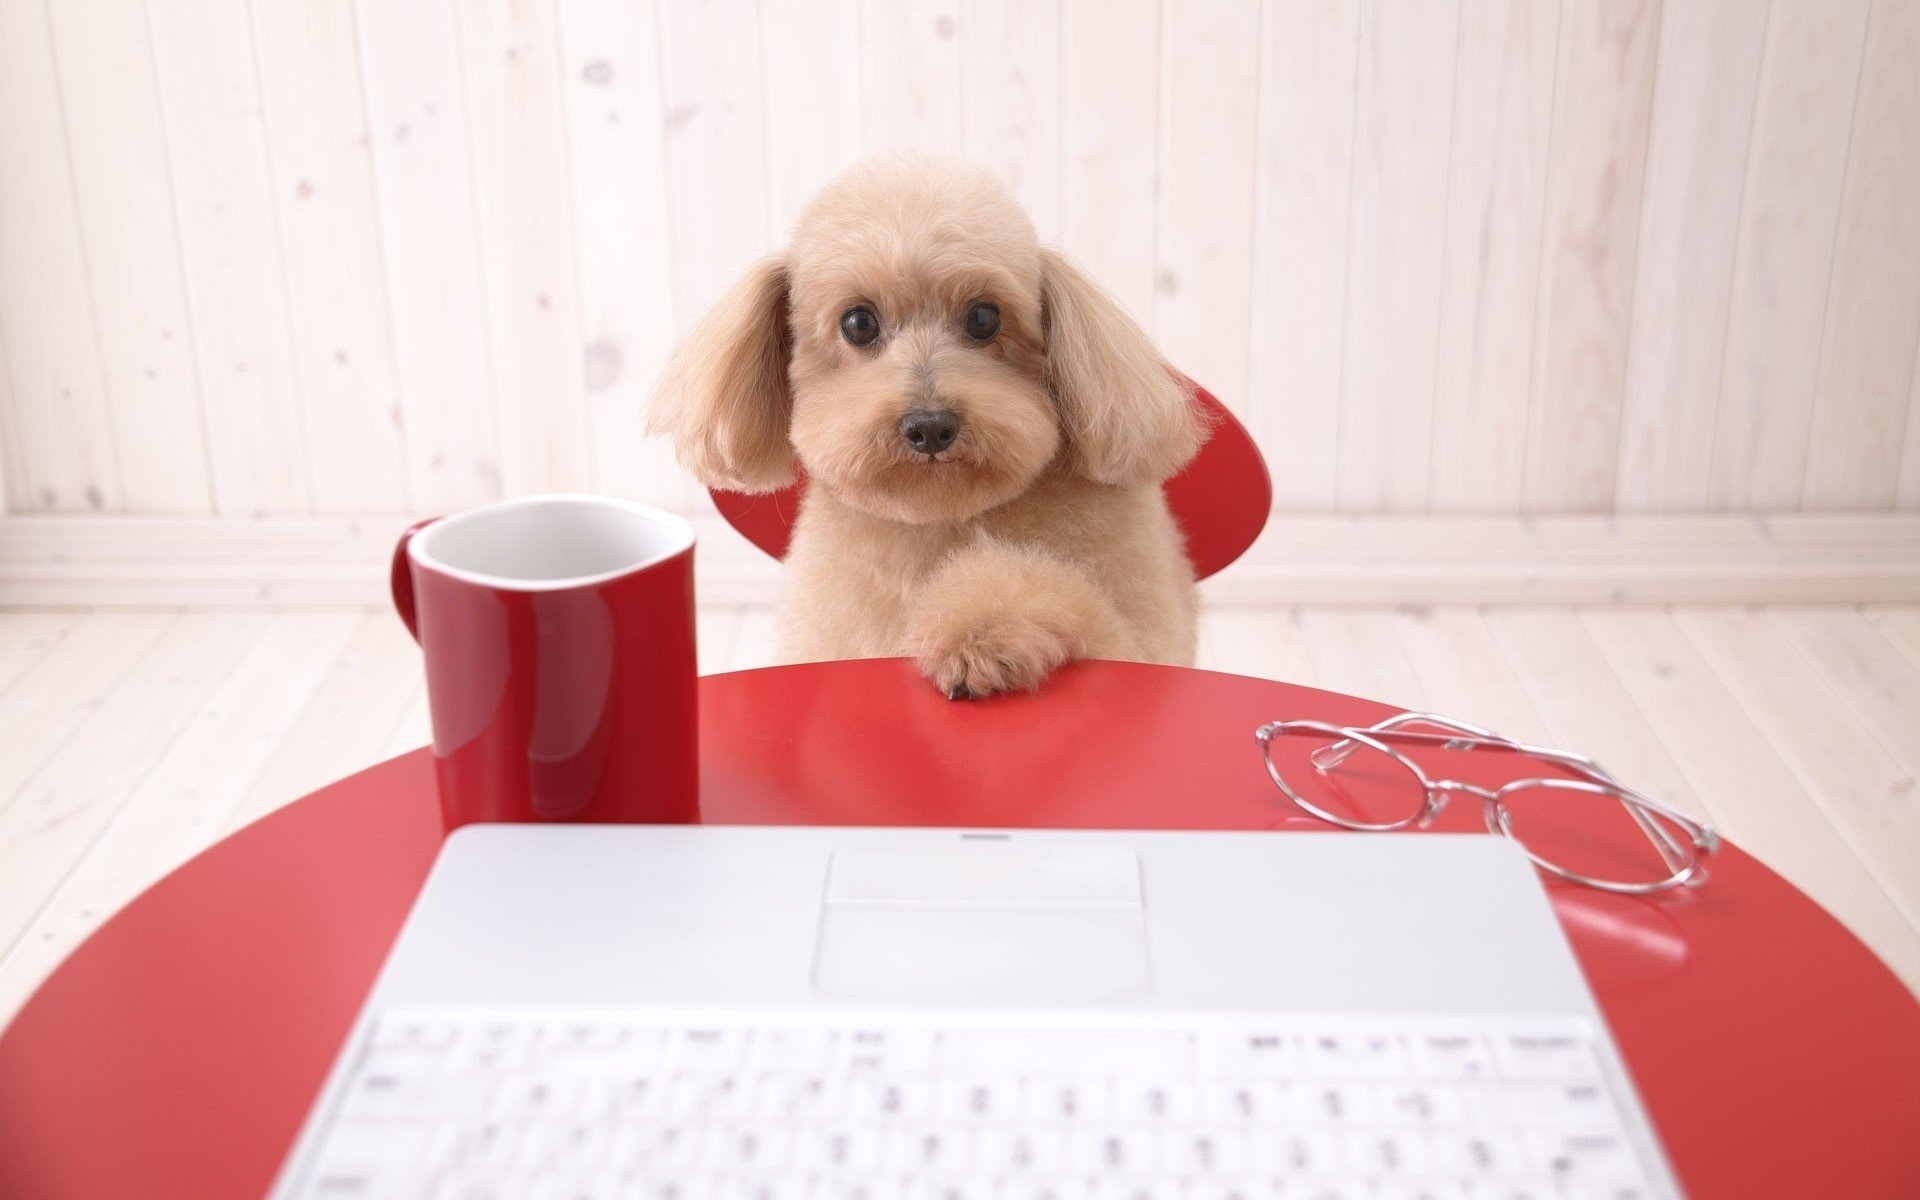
390, 494, 699, 828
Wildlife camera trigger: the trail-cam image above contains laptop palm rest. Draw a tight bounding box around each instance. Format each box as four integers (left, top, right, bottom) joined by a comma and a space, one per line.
812, 839, 1150, 1003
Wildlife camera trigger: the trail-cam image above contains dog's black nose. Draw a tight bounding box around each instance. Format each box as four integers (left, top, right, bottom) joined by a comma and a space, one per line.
899, 410, 960, 455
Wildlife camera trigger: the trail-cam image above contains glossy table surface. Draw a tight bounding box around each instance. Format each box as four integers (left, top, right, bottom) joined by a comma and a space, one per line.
0, 659, 1915, 1199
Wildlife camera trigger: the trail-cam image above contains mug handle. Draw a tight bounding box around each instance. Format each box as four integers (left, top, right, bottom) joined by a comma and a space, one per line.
390, 517, 440, 642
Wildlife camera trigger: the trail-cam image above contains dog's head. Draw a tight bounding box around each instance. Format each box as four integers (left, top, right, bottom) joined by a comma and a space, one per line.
650, 155, 1205, 524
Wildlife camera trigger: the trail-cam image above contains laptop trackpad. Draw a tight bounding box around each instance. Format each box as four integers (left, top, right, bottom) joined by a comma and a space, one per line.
812, 839, 1150, 1004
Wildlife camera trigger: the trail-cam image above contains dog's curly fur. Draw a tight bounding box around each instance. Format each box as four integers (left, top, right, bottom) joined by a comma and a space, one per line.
650, 155, 1209, 696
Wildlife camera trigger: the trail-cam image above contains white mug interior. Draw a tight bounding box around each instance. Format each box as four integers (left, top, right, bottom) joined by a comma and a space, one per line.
410, 494, 695, 591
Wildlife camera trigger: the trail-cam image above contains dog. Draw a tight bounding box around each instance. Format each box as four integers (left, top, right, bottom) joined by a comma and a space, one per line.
650, 154, 1209, 697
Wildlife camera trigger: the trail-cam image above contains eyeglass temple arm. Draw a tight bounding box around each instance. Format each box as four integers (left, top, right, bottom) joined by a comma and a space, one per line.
1289, 713, 1712, 875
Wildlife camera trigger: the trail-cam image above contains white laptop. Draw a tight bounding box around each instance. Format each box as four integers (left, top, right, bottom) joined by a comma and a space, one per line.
271, 826, 1684, 1199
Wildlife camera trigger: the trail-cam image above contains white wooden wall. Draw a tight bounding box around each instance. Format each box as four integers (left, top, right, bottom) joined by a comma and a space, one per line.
1, 0, 1918, 519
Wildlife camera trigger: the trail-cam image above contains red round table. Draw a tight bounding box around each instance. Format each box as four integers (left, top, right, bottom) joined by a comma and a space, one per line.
1, 659, 1915, 1199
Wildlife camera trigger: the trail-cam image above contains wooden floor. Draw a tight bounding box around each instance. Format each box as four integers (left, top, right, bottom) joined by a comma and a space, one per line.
1, 604, 1918, 1029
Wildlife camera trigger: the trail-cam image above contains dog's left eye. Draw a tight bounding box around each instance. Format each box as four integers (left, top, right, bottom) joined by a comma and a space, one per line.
963, 302, 1000, 342
840, 306, 880, 347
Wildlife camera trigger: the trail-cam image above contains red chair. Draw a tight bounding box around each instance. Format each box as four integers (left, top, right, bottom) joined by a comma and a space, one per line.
710, 380, 1271, 579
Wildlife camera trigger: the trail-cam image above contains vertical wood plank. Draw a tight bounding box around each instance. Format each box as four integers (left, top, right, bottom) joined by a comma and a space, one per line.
557, 0, 686, 508
1772, 607, 1920, 782
1802, 0, 1920, 509
1196, 609, 1323, 687
1155, 0, 1262, 412
251, 0, 410, 513
761, 0, 863, 238
1426, 0, 1558, 512
226, 612, 421, 831
0, 0, 121, 512
44, 0, 210, 514
960, 0, 1063, 242
1247, 0, 1360, 510
0, 327, 22, 512
1903, 348, 1920, 508
1059, 0, 1161, 326
1521, 0, 1659, 512
1291, 609, 1435, 713
1389, 608, 1553, 744
1335, 0, 1460, 511
657, 0, 773, 325
1614, 0, 1768, 512
147, 0, 312, 515
1709, 0, 1871, 511
355, 0, 503, 512
859, 0, 962, 155
456, 0, 594, 496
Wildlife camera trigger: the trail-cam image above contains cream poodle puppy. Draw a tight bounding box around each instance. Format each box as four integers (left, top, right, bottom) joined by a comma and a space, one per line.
651, 155, 1208, 697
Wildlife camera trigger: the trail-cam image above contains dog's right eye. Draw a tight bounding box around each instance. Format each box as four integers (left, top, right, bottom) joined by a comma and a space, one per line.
840, 306, 880, 347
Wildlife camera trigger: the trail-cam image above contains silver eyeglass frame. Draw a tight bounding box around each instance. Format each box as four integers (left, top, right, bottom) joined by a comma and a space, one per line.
1254, 711, 1721, 894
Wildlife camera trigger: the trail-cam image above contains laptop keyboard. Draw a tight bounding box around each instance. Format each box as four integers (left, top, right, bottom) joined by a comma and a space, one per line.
289, 1007, 1662, 1200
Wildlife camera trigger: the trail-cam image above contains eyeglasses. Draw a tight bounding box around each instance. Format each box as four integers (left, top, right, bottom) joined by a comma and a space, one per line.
1254, 711, 1720, 894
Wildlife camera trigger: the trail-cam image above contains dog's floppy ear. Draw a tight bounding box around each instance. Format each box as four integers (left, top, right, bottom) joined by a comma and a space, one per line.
1039, 247, 1207, 486
648, 255, 796, 492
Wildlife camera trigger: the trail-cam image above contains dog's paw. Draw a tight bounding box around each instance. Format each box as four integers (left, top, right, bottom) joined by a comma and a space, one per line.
905, 613, 1075, 698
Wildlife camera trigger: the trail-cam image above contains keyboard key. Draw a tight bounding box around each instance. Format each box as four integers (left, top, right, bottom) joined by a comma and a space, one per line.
1115, 1080, 1198, 1122
370, 1015, 459, 1055
948, 1031, 1189, 1076
432, 1170, 536, 1200
1089, 1181, 1181, 1200
756, 1028, 837, 1072
299, 1118, 436, 1199
1301, 1031, 1406, 1078
1430, 1128, 1528, 1176
841, 1028, 939, 1074
848, 1076, 933, 1121
667, 1073, 753, 1120
1376, 1082, 1464, 1125
433, 1119, 523, 1168
1201, 1080, 1285, 1122
712, 1125, 795, 1173
607, 1124, 707, 1173
803, 1125, 885, 1174
528, 1173, 629, 1200
671, 1027, 750, 1073
938, 1076, 1020, 1121
490, 1073, 582, 1121
1252, 1129, 1340, 1175
915, 1182, 992, 1200
979, 1127, 1068, 1173
1337, 1128, 1432, 1175
1070, 1127, 1160, 1174
1524, 1129, 1644, 1183
1163, 1128, 1249, 1174
342, 1060, 490, 1120
1410, 1033, 1494, 1081
1187, 1182, 1278, 1200
994, 1181, 1086, 1200
1493, 1032, 1600, 1081
1027, 1077, 1113, 1122
521, 1120, 613, 1170
756, 1072, 845, 1120
886, 1126, 977, 1173
1205, 1032, 1299, 1076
